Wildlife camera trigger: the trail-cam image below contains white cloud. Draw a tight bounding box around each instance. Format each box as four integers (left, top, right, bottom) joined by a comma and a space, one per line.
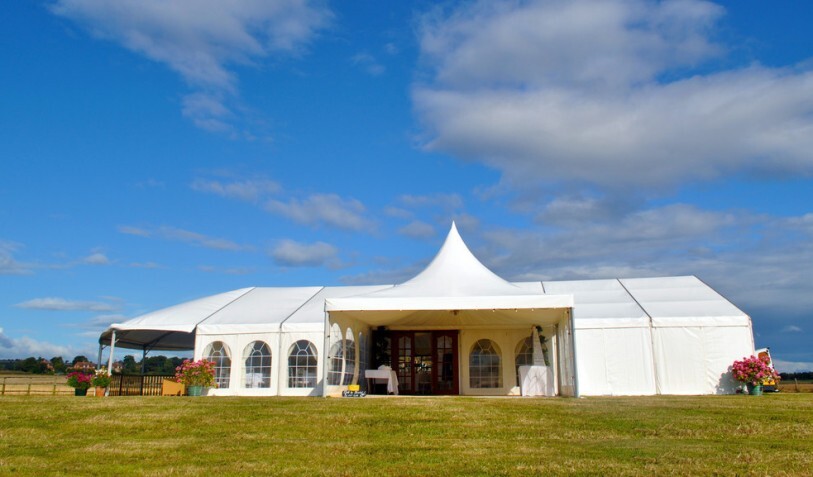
82, 252, 110, 265
414, 0, 813, 190
398, 193, 464, 211
51, 0, 331, 132
191, 176, 281, 203
398, 220, 436, 239
0, 240, 32, 275
772, 359, 813, 373
119, 225, 251, 251
270, 239, 338, 267
15, 297, 120, 313
351, 52, 385, 76
129, 261, 163, 269
781, 325, 803, 333
265, 193, 373, 231
0, 328, 74, 358
118, 225, 151, 237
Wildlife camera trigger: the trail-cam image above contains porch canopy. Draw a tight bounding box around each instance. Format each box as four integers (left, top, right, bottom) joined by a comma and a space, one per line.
326, 223, 572, 328
98, 288, 255, 351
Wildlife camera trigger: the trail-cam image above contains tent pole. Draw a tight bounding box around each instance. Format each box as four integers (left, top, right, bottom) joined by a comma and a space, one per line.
141, 347, 147, 374
275, 328, 283, 397
107, 330, 117, 374
569, 309, 580, 398
321, 309, 331, 397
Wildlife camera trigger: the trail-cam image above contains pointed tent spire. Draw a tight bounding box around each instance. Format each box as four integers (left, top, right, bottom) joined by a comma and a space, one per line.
374, 222, 525, 297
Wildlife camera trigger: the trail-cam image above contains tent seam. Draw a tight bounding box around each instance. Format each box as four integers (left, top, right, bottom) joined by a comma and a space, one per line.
279, 286, 326, 328
616, 278, 659, 395
194, 287, 257, 328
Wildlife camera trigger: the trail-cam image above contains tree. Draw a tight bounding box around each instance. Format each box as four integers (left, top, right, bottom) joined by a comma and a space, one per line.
72, 355, 89, 365
122, 355, 138, 375
50, 356, 66, 374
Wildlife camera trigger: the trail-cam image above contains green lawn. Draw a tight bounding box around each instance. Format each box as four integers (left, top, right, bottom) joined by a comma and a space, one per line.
1, 394, 811, 476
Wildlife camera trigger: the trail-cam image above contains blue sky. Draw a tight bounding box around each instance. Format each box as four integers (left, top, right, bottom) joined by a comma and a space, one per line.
1, 0, 811, 371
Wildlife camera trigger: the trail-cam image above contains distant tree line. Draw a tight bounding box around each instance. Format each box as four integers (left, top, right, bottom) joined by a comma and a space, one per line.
0, 355, 185, 375
780, 372, 813, 381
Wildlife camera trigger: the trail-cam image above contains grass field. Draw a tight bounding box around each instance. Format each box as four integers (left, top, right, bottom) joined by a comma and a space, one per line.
1, 394, 812, 476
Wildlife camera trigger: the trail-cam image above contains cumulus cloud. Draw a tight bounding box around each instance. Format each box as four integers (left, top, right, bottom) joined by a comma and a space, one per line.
51, 0, 331, 133
398, 220, 436, 239
0, 240, 32, 275
0, 327, 74, 358
15, 297, 120, 313
398, 193, 464, 211
82, 252, 110, 265
119, 225, 251, 251
414, 0, 813, 190
270, 239, 339, 267
351, 52, 385, 76
191, 176, 281, 203
265, 193, 373, 231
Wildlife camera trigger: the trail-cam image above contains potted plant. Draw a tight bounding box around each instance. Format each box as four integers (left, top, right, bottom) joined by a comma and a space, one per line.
731, 355, 780, 395
174, 359, 216, 396
67, 371, 93, 396
92, 368, 112, 397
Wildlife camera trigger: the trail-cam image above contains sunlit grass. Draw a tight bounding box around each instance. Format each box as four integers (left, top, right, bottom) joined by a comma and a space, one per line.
1, 394, 811, 475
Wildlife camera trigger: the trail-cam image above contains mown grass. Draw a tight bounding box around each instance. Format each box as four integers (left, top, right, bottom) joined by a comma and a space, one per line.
1, 394, 812, 476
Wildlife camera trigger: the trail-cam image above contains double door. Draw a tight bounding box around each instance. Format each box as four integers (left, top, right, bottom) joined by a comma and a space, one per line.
392, 331, 458, 395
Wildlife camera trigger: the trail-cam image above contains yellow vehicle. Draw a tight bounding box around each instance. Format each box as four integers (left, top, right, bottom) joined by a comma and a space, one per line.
756, 347, 780, 392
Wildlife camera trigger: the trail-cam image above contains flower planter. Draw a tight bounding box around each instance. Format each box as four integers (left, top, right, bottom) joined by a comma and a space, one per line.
95, 387, 106, 397
187, 385, 204, 397
747, 384, 763, 396
74, 388, 88, 397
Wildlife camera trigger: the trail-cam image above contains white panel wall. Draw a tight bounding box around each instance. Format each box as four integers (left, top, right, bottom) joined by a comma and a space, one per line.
652, 326, 754, 394
575, 327, 656, 396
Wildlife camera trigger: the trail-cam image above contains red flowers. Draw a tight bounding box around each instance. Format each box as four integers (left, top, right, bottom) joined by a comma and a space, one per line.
67, 371, 93, 389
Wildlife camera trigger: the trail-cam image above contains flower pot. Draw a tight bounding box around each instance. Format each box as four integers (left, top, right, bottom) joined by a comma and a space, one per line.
95, 387, 106, 397
74, 388, 88, 397
747, 384, 763, 396
187, 385, 204, 397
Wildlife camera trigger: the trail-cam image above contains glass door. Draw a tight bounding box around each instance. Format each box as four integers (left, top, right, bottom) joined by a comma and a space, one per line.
392, 331, 458, 395
433, 331, 458, 395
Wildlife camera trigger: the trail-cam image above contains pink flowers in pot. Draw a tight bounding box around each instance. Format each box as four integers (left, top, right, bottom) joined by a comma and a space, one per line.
174, 359, 216, 387
731, 355, 780, 386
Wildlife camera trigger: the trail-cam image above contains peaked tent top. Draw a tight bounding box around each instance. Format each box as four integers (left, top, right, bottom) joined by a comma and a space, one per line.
353, 222, 529, 299
326, 223, 572, 316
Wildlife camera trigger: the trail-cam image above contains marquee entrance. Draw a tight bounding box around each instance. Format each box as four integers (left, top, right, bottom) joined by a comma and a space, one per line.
391, 330, 459, 395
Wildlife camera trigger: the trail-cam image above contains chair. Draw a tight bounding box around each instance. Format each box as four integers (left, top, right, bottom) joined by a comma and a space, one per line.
161, 379, 185, 396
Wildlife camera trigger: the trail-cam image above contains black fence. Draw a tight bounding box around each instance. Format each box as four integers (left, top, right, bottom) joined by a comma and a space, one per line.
109, 374, 174, 396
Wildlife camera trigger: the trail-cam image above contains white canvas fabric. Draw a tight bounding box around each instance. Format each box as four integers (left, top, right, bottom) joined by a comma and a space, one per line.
543, 279, 655, 395
99, 223, 755, 397
326, 223, 572, 328
196, 287, 323, 334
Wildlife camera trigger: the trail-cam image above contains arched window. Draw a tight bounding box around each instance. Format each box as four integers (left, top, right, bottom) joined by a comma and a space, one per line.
327, 324, 343, 386
469, 339, 502, 389
515, 337, 533, 386
288, 340, 317, 388
203, 341, 231, 389
343, 328, 356, 386
243, 341, 271, 388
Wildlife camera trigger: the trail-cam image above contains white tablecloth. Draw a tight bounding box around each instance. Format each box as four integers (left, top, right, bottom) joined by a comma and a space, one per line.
519, 365, 555, 397
365, 369, 399, 395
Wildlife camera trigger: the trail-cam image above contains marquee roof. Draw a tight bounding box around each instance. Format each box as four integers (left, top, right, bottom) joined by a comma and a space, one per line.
99, 225, 748, 350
